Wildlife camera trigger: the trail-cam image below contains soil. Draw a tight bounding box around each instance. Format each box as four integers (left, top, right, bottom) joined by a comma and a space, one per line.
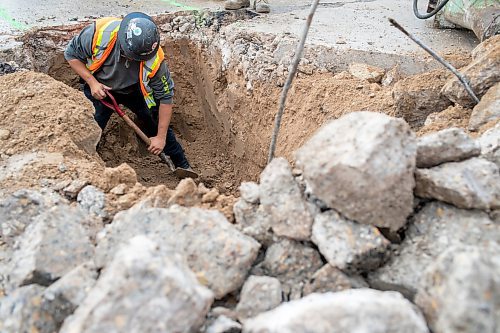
0, 17, 485, 199
0, 71, 106, 196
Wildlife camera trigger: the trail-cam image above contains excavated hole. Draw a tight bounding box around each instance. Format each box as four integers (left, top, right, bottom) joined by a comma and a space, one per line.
36, 38, 268, 194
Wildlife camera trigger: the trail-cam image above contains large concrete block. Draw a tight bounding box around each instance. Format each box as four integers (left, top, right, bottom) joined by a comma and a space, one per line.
469, 82, 500, 131
42, 262, 97, 329
416, 127, 480, 168
243, 289, 429, 333
295, 111, 417, 231
370, 202, 500, 297
8, 206, 94, 291
0, 285, 57, 333
260, 158, 313, 241
478, 122, 500, 168
311, 210, 390, 272
442, 39, 500, 107
0, 189, 66, 247
254, 238, 323, 299
415, 158, 500, 210
236, 276, 282, 320
302, 264, 368, 295
415, 246, 500, 333
60, 236, 213, 333
95, 206, 260, 298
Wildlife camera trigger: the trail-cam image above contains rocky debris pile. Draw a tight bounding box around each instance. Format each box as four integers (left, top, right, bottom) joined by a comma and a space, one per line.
1, 107, 499, 333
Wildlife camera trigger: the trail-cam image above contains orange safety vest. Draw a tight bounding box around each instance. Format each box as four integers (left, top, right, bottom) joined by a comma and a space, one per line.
86, 17, 165, 109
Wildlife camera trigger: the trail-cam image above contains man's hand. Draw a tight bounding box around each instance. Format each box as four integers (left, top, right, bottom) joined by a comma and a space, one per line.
89, 81, 111, 100
148, 136, 166, 155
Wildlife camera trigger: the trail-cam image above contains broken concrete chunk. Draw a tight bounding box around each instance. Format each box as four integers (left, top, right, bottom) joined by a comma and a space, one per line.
205, 315, 242, 333
469, 82, 500, 130
233, 199, 274, 246
415, 246, 500, 333
236, 275, 282, 320
260, 158, 313, 241
60, 236, 213, 333
0, 189, 66, 246
392, 70, 452, 130
478, 123, 500, 167
102, 163, 138, 191
312, 210, 390, 272
261, 238, 323, 283
62, 179, 89, 199
167, 178, 201, 206
95, 206, 260, 298
369, 202, 500, 297
243, 289, 429, 333
302, 264, 368, 295
295, 111, 417, 231
8, 205, 94, 291
239, 181, 260, 204
349, 63, 385, 83
381, 65, 402, 86
416, 127, 480, 168
77, 185, 106, 218
415, 158, 500, 210
442, 40, 500, 107
255, 238, 323, 300
42, 261, 97, 329
0, 285, 57, 333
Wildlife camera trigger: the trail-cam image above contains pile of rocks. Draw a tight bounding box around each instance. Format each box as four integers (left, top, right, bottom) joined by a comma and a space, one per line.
1, 106, 498, 332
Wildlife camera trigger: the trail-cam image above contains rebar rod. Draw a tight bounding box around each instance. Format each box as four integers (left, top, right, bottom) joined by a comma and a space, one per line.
267, 0, 321, 164
389, 18, 480, 104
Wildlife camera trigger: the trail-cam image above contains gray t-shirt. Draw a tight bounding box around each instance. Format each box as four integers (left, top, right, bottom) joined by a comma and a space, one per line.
65, 23, 174, 104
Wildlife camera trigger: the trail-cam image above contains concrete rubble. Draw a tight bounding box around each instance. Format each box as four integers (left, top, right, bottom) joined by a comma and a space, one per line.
478, 123, 500, 167
416, 127, 481, 168
469, 82, 500, 130
415, 157, 500, 210
259, 158, 313, 241
311, 210, 390, 272
94, 206, 260, 299
6, 205, 94, 292
243, 289, 430, 333
415, 246, 500, 333
0, 6, 499, 333
235, 275, 282, 321
60, 236, 213, 333
295, 111, 417, 231
370, 201, 500, 297
442, 35, 500, 107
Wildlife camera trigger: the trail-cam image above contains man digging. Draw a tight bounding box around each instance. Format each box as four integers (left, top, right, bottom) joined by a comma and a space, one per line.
65, 12, 197, 179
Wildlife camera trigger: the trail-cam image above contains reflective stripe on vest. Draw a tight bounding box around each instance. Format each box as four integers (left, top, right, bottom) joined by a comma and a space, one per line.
86, 18, 121, 73
86, 18, 165, 109
140, 47, 165, 108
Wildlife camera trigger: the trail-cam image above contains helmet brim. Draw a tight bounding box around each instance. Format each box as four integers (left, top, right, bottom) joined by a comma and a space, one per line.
118, 12, 159, 62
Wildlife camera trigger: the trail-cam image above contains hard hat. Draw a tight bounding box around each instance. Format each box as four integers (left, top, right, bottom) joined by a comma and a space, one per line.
118, 12, 160, 61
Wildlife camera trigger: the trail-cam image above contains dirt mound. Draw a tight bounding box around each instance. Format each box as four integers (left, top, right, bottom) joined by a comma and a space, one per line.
0, 72, 107, 195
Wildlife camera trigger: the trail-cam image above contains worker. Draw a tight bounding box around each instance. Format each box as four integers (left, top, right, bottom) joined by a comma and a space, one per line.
64, 12, 197, 179
225, 0, 270, 13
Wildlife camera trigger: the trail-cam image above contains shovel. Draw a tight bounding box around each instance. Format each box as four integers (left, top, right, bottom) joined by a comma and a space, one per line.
101, 91, 198, 179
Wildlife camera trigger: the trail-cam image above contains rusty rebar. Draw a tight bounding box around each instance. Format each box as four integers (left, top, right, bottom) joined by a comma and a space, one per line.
389, 18, 480, 104
267, 0, 321, 164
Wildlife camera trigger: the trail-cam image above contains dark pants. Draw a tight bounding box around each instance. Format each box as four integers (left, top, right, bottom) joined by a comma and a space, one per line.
83, 84, 189, 169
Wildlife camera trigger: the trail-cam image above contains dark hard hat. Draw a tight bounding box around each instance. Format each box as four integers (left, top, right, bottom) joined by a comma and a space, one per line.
118, 12, 160, 61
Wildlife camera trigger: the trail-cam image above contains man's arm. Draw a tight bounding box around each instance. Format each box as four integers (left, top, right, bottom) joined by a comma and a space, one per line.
65, 24, 110, 100
148, 103, 173, 155
148, 61, 176, 155
67, 59, 111, 100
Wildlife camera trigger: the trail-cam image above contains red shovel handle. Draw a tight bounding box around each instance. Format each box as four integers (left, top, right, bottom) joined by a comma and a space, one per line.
101, 91, 125, 117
